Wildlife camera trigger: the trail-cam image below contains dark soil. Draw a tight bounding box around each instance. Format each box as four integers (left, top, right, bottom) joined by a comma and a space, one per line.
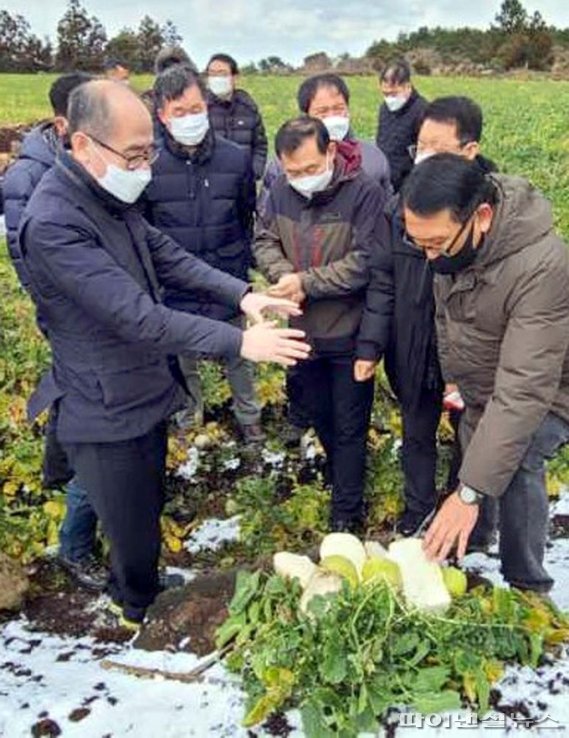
550, 514, 569, 539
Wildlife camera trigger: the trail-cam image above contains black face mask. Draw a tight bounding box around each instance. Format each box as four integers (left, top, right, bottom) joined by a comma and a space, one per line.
429, 223, 481, 275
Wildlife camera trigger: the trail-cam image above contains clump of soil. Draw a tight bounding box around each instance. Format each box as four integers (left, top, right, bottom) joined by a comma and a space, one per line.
136, 568, 238, 655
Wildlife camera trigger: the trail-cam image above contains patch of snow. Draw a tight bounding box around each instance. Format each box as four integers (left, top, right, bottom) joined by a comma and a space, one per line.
177, 446, 200, 481
165, 566, 197, 585
551, 490, 569, 516
0, 215, 6, 238
184, 516, 241, 554
222, 456, 241, 471
261, 448, 286, 467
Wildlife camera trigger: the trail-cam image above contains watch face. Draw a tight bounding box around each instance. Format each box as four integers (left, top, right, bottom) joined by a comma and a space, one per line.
461, 487, 476, 504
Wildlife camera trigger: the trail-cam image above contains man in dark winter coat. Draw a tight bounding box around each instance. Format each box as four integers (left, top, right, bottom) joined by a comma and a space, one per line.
206, 53, 268, 180
4, 72, 92, 290
255, 117, 387, 532
405, 156, 569, 595
356, 96, 497, 541
3, 71, 108, 592
375, 58, 427, 193
146, 65, 263, 443
258, 73, 391, 446
19, 80, 310, 627
260, 73, 392, 214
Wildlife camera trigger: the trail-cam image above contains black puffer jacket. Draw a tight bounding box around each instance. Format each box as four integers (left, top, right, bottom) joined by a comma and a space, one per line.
207, 89, 268, 179
3, 123, 57, 289
145, 129, 255, 321
357, 154, 499, 410
375, 88, 427, 193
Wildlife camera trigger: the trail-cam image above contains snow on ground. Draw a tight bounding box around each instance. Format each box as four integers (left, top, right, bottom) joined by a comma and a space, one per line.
184, 515, 241, 555
2, 495, 569, 737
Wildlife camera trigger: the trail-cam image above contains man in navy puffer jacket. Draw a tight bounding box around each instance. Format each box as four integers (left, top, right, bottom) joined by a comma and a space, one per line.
146, 65, 264, 443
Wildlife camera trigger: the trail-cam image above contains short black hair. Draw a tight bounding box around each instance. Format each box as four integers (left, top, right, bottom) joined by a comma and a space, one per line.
104, 57, 128, 71
49, 72, 93, 117
422, 96, 483, 144
275, 116, 330, 158
154, 46, 194, 75
402, 153, 497, 223
297, 73, 350, 113
380, 58, 411, 85
207, 53, 239, 75
154, 64, 207, 110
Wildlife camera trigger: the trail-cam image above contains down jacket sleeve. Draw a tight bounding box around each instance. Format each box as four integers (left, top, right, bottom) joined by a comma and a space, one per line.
459, 244, 569, 497
3, 159, 48, 290
21, 217, 244, 360
355, 215, 395, 361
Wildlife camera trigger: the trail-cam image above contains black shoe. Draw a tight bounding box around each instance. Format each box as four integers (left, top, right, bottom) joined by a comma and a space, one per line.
329, 516, 365, 536
395, 510, 433, 538
282, 423, 306, 448
239, 422, 266, 445
57, 554, 108, 592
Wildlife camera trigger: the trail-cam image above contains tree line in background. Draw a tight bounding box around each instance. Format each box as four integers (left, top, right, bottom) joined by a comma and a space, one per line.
0, 0, 568, 74
0, 0, 182, 73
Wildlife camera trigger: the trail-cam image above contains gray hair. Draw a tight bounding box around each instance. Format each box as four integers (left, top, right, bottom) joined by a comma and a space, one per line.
67, 81, 113, 139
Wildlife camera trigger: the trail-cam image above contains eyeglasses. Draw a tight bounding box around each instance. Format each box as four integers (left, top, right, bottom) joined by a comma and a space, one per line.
90, 136, 160, 170
403, 213, 475, 258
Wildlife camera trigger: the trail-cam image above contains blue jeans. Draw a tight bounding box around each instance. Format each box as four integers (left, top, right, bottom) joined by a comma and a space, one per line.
58, 476, 98, 561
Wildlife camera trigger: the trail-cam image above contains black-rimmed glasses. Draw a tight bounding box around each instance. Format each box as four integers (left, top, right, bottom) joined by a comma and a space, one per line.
90, 135, 160, 170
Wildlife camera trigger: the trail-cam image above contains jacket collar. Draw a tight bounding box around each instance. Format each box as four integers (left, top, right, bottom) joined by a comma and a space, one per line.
161, 125, 216, 165
56, 150, 134, 215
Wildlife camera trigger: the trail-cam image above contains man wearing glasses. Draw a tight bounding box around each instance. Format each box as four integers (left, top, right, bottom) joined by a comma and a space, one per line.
356, 96, 494, 541
19, 80, 310, 628
404, 154, 569, 596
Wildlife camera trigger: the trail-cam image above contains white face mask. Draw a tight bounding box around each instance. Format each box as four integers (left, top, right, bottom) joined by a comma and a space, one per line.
384, 94, 407, 113
169, 112, 210, 146
414, 150, 436, 165
91, 142, 151, 204
208, 75, 233, 97
322, 115, 350, 142
288, 155, 333, 198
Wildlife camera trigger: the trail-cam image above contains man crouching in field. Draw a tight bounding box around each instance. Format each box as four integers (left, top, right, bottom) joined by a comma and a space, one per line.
254, 116, 388, 534
404, 154, 569, 594
18, 80, 310, 629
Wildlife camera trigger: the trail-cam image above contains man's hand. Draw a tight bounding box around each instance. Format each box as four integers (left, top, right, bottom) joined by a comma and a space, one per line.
354, 359, 377, 382
266, 274, 306, 304
241, 322, 311, 366
422, 491, 479, 562
240, 292, 302, 324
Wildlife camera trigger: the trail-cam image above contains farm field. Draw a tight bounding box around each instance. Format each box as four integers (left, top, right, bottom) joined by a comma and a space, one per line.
0, 73, 568, 738
1, 73, 569, 237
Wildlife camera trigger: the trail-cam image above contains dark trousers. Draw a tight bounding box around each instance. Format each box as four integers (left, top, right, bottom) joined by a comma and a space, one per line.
401, 389, 442, 518
498, 412, 569, 592
290, 355, 374, 520
286, 371, 312, 430
64, 422, 168, 618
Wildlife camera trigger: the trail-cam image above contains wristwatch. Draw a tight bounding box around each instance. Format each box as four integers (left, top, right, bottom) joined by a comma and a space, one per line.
458, 484, 485, 505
